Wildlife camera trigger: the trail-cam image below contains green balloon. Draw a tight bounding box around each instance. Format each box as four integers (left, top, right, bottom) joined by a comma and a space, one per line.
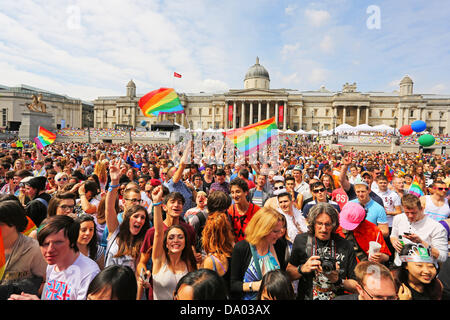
418, 134, 435, 147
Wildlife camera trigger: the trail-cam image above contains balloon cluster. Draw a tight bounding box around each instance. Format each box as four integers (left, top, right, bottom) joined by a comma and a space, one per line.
399, 120, 435, 147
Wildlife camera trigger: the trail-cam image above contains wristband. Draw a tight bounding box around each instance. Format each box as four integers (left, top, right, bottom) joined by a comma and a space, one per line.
297, 264, 308, 276
79, 193, 86, 196
109, 184, 120, 189
152, 201, 162, 206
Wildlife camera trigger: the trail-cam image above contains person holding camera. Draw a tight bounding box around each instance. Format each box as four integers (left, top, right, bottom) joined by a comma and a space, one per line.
286, 202, 358, 300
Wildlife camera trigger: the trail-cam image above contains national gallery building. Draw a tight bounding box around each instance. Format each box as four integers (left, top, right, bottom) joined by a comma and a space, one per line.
94, 57, 450, 135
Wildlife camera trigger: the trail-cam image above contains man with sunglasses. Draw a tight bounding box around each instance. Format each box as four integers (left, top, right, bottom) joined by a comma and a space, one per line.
420, 180, 450, 222
302, 182, 340, 219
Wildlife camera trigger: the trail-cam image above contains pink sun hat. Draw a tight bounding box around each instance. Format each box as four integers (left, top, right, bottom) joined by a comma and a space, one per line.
339, 201, 366, 231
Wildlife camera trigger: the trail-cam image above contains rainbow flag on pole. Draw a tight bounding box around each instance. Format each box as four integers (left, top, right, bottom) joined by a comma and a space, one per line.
34, 126, 56, 149
225, 117, 278, 156
408, 175, 424, 197
384, 164, 394, 182
138, 88, 184, 117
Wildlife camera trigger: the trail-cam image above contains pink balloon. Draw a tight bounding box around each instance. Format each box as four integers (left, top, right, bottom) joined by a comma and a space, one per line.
399, 125, 413, 136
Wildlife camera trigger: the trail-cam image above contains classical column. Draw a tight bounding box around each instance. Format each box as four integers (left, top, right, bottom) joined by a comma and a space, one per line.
283, 101, 287, 130
249, 102, 253, 125
233, 101, 237, 129
258, 101, 262, 122
212, 105, 216, 129
275, 102, 279, 127
266, 101, 270, 119
241, 101, 245, 127
356, 106, 360, 126
343, 106, 347, 124
299, 106, 303, 130
365, 106, 369, 124
224, 102, 228, 130
182, 112, 186, 127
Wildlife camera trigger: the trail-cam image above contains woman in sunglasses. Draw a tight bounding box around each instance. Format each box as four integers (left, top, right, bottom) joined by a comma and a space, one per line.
54, 172, 70, 193
420, 180, 450, 222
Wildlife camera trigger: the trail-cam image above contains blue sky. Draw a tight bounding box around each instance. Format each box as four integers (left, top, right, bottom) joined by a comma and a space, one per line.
0, 0, 449, 100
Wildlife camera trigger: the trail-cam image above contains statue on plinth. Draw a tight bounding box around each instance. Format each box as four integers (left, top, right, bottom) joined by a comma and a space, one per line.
26, 93, 47, 113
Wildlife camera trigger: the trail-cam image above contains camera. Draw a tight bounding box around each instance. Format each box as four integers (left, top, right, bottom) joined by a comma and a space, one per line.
319, 254, 336, 273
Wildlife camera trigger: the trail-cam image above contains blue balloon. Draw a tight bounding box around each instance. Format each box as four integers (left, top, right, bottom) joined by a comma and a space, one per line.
140, 120, 147, 127
411, 120, 426, 133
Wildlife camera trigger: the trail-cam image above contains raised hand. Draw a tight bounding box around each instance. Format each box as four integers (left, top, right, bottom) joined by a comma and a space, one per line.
109, 158, 122, 184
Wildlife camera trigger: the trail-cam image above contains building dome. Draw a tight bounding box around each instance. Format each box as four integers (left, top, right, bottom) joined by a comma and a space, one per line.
399, 75, 413, 96
126, 79, 136, 97
127, 79, 136, 88
244, 57, 270, 89
244, 57, 270, 81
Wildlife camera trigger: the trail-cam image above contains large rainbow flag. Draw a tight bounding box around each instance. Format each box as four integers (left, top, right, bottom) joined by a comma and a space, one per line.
225, 117, 278, 156
34, 126, 56, 149
408, 175, 424, 197
138, 88, 184, 117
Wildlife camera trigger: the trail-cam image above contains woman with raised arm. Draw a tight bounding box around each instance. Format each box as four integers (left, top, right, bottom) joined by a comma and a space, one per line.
151, 185, 197, 300
104, 158, 150, 273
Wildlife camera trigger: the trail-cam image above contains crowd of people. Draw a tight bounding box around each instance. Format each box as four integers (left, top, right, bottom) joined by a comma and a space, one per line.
0, 138, 449, 301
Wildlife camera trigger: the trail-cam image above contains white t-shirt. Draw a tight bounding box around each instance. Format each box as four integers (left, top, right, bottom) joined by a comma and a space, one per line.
105, 228, 136, 271
390, 213, 448, 266
41, 253, 100, 300
375, 189, 401, 227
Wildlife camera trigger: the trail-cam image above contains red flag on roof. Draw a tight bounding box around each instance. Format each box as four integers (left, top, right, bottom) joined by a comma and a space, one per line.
174, 72, 182, 78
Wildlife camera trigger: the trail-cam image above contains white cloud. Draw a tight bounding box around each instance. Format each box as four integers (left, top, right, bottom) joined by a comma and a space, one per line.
304, 9, 331, 27
281, 43, 301, 59
428, 83, 447, 94
310, 68, 328, 84
320, 35, 333, 53
285, 4, 298, 15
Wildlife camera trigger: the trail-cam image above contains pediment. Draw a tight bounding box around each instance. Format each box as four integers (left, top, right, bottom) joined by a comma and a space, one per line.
227, 88, 285, 96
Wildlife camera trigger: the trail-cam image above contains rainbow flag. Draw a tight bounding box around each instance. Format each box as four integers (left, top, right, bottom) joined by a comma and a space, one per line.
0, 228, 5, 281
384, 165, 394, 182
138, 88, 184, 117
35, 126, 56, 149
408, 175, 424, 197
225, 117, 278, 156
22, 216, 37, 237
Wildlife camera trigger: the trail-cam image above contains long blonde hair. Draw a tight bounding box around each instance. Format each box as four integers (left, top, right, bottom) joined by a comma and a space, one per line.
245, 207, 283, 246
94, 159, 108, 182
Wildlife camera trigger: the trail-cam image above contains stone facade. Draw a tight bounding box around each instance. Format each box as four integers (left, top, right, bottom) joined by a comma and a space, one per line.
93, 59, 450, 135
0, 84, 94, 131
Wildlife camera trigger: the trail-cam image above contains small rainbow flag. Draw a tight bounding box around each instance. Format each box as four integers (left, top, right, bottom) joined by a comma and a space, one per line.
225, 117, 278, 156
35, 126, 56, 149
138, 88, 184, 117
384, 165, 394, 182
0, 228, 5, 281
408, 175, 424, 197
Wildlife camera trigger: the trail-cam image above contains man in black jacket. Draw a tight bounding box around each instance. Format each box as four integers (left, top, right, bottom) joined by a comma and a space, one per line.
286, 202, 358, 300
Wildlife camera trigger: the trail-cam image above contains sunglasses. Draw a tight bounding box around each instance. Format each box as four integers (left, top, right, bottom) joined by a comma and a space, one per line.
435, 187, 449, 191
313, 188, 326, 193
273, 186, 284, 190
57, 177, 68, 182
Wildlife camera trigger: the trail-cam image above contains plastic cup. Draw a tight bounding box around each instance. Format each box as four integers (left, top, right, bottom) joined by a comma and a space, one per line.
368, 241, 382, 258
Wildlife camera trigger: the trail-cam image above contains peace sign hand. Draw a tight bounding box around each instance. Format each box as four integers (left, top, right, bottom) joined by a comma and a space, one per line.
109, 158, 122, 184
